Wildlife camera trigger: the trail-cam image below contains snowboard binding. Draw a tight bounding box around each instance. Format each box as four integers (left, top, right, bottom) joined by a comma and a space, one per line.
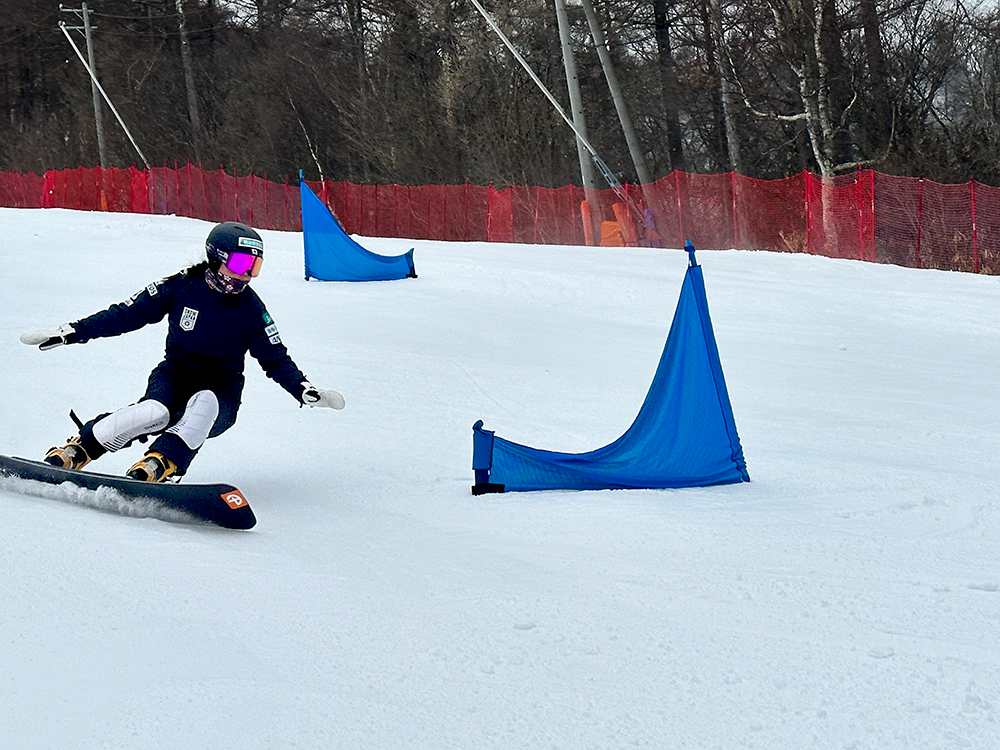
126, 451, 179, 483
42, 410, 109, 471
44, 435, 93, 471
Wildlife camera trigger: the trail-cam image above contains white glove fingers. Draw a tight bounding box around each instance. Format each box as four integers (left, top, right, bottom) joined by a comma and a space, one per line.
300, 380, 345, 410
317, 390, 346, 410
20, 330, 55, 345
20, 324, 75, 350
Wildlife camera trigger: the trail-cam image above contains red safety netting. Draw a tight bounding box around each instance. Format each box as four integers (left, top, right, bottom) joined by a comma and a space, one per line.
486, 185, 513, 243
916, 180, 975, 273
0, 170, 44, 208
5, 164, 1000, 274
146, 166, 299, 231
973, 180, 1000, 275
873, 173, 922, 269
42, 166, 146, 213
734, 172, 808, 253
804, 170, 876, 261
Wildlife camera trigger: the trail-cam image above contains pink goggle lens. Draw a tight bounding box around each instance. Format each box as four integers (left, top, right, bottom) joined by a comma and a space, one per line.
226, 252, 262, 277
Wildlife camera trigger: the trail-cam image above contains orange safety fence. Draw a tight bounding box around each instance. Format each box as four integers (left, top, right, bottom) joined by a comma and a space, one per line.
2, 163, 996, 274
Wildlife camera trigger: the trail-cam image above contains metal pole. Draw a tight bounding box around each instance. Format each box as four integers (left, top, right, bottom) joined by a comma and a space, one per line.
467, 0, 648, 231
553, 0, 597, 194
580, 0, 651, 187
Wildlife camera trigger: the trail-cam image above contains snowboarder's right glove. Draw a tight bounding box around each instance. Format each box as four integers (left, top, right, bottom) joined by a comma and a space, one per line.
300, 381, 346, 410
20, 324, 79, 351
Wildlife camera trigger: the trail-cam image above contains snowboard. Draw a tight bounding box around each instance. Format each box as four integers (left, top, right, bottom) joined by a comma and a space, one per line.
0, 453, 256, 530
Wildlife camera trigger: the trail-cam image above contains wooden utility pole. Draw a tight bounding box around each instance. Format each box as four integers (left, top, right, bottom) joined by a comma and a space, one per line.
61, 3, 107, 167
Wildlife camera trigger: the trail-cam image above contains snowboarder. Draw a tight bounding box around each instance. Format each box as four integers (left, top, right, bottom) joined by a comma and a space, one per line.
20, 221, 345, 482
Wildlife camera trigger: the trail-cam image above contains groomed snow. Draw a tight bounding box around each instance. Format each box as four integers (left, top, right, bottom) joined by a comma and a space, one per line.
1, 207, 998, 749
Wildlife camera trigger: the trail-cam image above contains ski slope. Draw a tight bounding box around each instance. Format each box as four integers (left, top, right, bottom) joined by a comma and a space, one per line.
1, 207, 998, 749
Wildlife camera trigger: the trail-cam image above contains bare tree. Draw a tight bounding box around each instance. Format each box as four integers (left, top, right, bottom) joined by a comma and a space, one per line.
1, 0, 1000, 189
175, 0, 204, 163
651, 0, 686, 171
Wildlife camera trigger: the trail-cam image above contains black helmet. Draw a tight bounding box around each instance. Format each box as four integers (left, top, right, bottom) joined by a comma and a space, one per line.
206, 222, 264, 275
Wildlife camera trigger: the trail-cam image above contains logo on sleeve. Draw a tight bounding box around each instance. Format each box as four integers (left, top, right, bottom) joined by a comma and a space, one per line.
180, 307, 199, 331
125, 282, 159, 307
262, 312, 280, 344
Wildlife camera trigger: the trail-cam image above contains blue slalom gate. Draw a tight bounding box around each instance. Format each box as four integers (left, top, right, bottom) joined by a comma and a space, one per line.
472, 242, 748, 494
301, 181, 416, 282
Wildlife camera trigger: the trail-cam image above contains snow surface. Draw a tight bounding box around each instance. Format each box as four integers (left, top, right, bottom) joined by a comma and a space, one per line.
2, 207, 999, 749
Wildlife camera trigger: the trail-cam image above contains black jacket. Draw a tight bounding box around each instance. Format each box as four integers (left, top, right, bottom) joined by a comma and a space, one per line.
72, 268, 307, 401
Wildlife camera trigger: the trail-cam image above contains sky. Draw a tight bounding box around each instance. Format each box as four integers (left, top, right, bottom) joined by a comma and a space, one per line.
1, 207, 998, 749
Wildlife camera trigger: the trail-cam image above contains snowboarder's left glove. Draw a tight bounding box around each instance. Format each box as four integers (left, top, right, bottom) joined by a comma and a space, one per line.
20, 324, 79, 351
300, 381, 345, 410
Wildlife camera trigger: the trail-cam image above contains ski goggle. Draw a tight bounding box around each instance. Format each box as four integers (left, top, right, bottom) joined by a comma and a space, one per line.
224, 251, 263, 277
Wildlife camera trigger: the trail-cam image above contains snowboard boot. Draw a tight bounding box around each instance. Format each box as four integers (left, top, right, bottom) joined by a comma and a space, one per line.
44, 435, 92, 470
126, 451, 179, 483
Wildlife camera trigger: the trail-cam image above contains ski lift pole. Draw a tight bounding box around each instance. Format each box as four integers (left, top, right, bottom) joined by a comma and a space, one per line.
60, 21, 150, 169
467, 0, 647, 227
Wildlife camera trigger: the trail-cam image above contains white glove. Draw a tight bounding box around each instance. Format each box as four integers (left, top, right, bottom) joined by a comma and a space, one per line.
20, 324, 77, 351
300, 381, 345, 410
